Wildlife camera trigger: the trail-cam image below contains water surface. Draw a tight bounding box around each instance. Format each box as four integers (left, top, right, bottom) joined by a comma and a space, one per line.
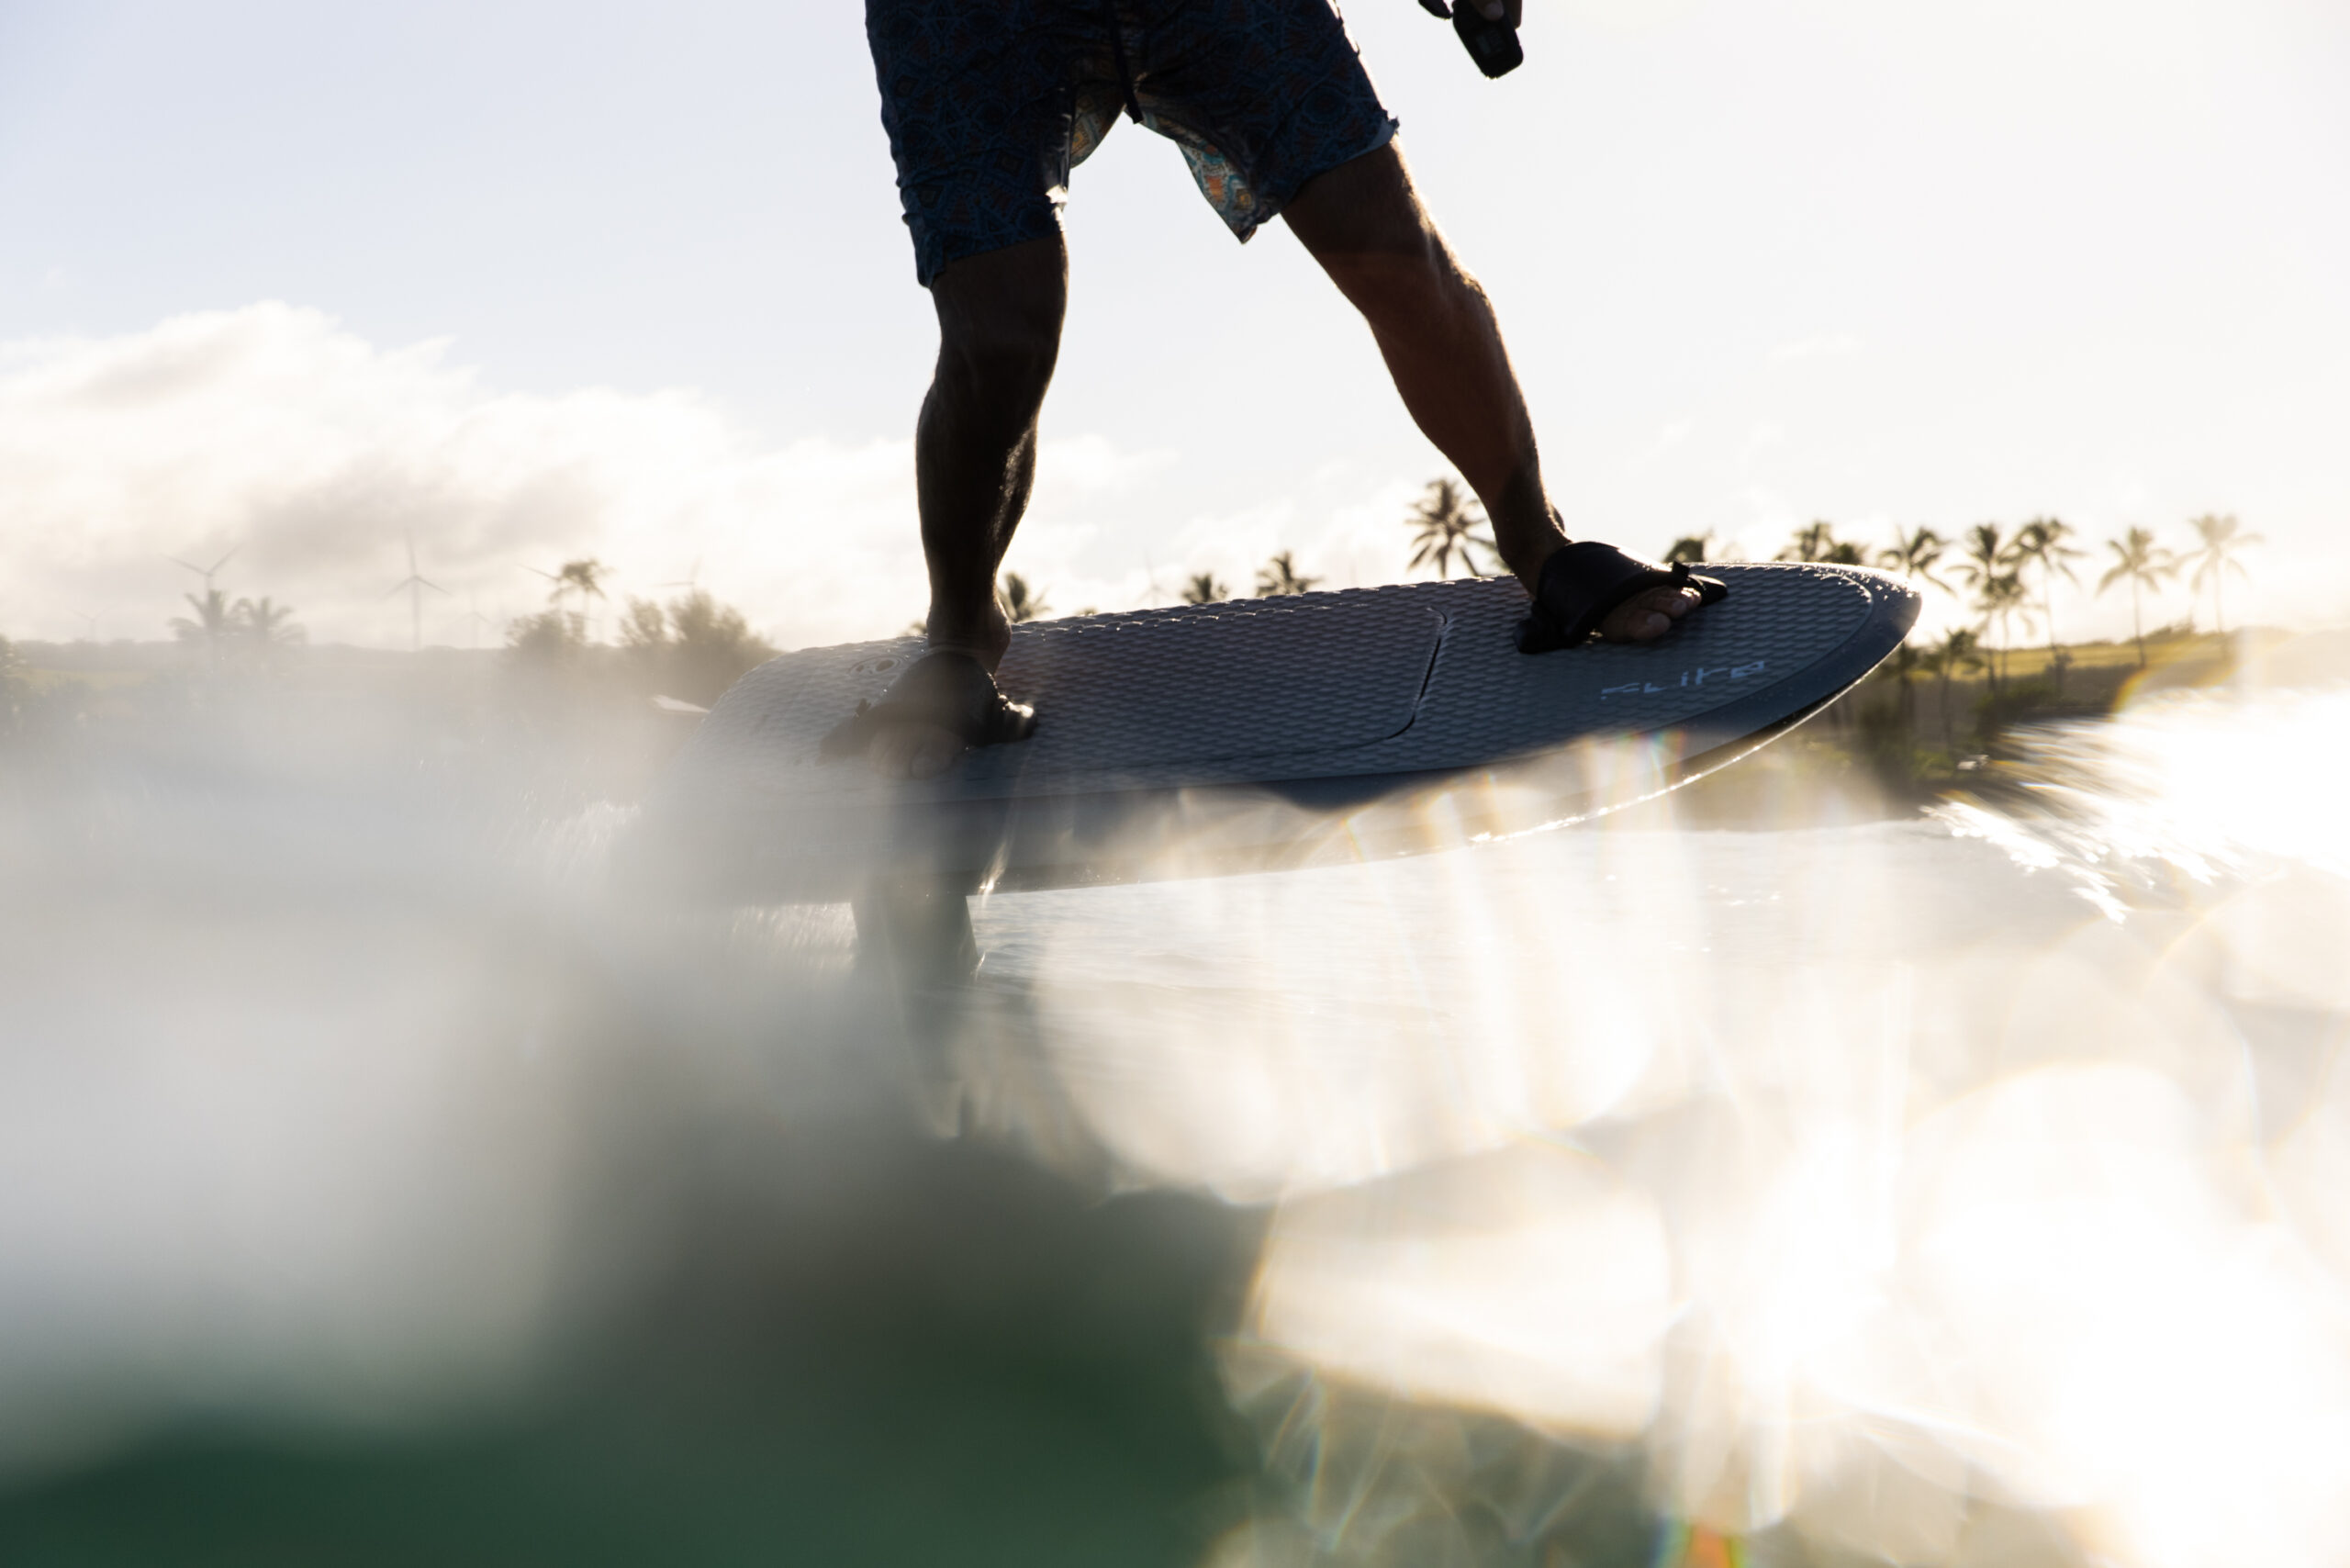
3, 676, 2346, 1566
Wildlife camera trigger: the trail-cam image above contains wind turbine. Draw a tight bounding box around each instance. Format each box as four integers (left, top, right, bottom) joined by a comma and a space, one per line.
520, 564, 569, 642
526, 558, 610, 640
71, 608, 99, 643
165, 545, 239, 592
456, 598, 499, 649
657, 557, 702, 593
165, 546, 240, 668
386, 532, 449, 652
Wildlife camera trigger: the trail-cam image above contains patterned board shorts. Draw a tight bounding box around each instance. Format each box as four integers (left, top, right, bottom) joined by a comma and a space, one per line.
866, 0, 1400, 285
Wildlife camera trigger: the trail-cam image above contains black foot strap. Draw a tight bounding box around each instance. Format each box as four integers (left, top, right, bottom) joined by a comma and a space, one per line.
1516, 542, 1728, 655
818, 651, 1037, 764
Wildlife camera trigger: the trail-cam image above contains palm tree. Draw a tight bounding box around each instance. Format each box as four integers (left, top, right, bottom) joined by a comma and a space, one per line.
1256, 552, 1321, 598
1952, 522, 2010, 688
1777, 521, 1865, 566
998, 572, 1050, 622
2009, 517, 2085, 683
1927, 626, 1986, 754
507, 607, 587, 662
541, 557, 609, 642
170, 586, 237, 668
172, 586, 235, 641
660, 588, 777, 703
232, 596, 304, 657
1885, 637, 1927, 739
2183, 512, 2262, 634
1181, 573, 1229, 605
1974, 572, 2035, 690
1870, 534, 1945, 734
1404, 477, 1496, 579
1663, 533, 1715, 565
1950, 523, 2016, 648
620, 596, 670, 649
552, 558, 608, 608
1953, 521, 2010, 581
2096, 527, 2176, 666
1876, 526, 1949, 592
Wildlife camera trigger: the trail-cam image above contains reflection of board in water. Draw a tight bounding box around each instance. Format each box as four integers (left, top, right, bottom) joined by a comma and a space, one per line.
632, 563, 1917, 902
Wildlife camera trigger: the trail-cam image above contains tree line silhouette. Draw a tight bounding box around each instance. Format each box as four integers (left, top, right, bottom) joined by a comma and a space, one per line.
1034, 480, 2258, 697
38, 487, 2260, 761
1737, 510, 2259, 683
116, 546, 780, 711
1070, 479, 2264, 789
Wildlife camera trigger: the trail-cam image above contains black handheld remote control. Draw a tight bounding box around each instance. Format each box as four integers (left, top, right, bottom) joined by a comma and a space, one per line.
1452, 4, 1523, 77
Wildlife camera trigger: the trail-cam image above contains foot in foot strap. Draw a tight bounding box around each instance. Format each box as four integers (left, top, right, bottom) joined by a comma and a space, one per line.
1516, 541, 1728, 655
819, 651, 1037, 778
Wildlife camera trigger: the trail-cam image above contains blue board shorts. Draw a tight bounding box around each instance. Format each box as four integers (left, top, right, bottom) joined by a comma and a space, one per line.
867, 0, 1400, 285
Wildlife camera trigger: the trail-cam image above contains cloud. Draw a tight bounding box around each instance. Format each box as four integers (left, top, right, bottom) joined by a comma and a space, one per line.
1036, 432, 1176, 494
1740, 421, 1786, 468
1144, 472, 1453, 599
1770, 332, 1864, 363
0, 305, 1156, 651
1632, 420, 1694, 468
0, 306, 1497, 649
1740, 482, 1799, 547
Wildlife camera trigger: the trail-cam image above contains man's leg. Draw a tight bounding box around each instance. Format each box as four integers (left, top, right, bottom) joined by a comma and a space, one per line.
871, 234, 1069, 779
1282, 142, 1697, 644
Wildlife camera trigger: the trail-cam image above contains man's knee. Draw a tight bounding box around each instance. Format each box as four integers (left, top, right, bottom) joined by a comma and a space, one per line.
1284, 143, 1438, 262
931, 240, 1066, 399
1324, 229, 1480, 334
1284, 144, 1480, 319
937, 314, 1061, 401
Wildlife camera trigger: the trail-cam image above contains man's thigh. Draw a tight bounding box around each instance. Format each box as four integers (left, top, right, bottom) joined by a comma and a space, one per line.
1280, 141, 1438, 263
1132, 0, 1397, 241
866, 0, 1112, 286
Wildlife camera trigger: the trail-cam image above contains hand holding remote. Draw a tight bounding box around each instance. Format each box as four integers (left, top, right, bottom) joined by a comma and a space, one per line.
1416, 0, 1523, 78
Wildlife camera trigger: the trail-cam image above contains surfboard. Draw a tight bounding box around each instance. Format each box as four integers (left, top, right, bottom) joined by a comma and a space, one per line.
630, 563, 1917, 902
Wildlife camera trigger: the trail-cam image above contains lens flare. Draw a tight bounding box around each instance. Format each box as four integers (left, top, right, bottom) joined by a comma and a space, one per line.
7, 655, 2350, 1563
964, 681, 2350, 1563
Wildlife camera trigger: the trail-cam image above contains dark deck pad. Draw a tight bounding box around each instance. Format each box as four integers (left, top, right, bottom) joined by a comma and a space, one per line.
631, 564, 1917, 900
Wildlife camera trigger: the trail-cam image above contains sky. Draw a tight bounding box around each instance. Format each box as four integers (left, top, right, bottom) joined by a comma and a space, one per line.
1, 0, 2344, 650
